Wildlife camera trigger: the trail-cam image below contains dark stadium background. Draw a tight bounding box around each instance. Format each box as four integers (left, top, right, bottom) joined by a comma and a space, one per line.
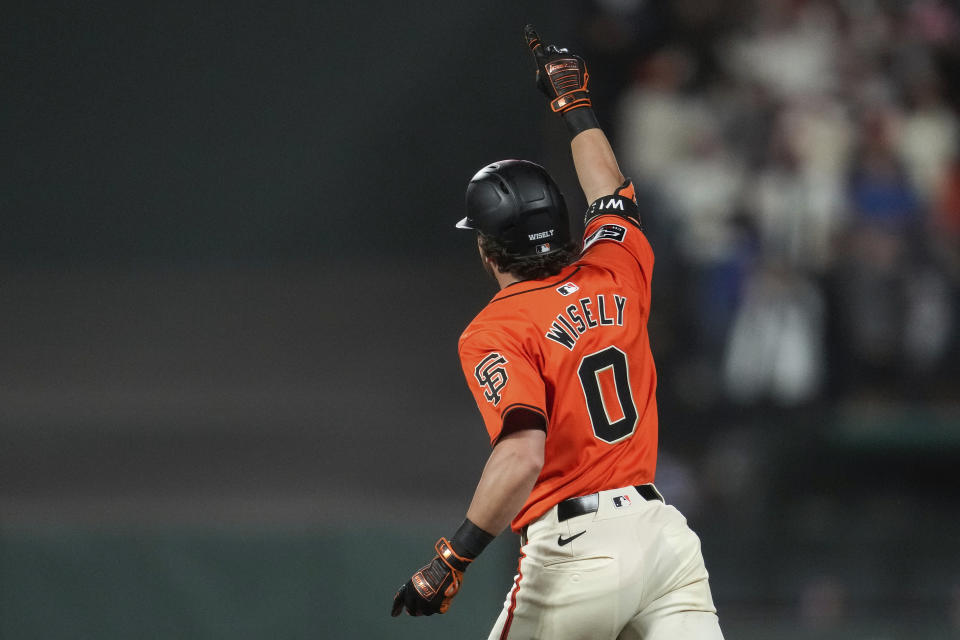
2, 1, 958, 638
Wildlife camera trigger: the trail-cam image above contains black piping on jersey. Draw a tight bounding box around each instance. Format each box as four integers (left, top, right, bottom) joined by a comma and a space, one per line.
503, 402, 547, 419
492, 267, 583, 303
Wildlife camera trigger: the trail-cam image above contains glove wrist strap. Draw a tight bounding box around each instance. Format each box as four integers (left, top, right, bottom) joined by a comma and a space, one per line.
562, 106, 600, 137
550, 90, 591, 113
450, 518, 495, 560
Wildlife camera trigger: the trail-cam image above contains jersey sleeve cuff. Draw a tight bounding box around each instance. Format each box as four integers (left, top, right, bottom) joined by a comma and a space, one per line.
494, 404, 548, 443
502, 403, 548, 421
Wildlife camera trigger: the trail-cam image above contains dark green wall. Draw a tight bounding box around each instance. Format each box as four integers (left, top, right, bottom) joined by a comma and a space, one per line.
0, 528, 519, 639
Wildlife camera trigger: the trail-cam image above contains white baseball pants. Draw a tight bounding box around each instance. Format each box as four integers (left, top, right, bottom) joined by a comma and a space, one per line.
487, 485, 724, 640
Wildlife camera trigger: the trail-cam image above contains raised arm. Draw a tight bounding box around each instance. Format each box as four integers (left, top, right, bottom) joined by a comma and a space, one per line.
523, 25, 626, 203
571, 129, 626, 204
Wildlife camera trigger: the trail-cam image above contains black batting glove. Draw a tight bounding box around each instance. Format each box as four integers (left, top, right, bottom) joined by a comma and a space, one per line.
523, 24, 600, 135
390, 538, 472, 617
523, 24, 591, 113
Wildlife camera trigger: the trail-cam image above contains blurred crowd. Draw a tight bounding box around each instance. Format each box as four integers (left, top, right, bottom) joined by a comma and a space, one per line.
577, 0, 960, 409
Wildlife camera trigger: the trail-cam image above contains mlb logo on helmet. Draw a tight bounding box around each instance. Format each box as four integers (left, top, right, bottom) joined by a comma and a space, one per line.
556, 282, 579, 296
535, 243, 551, 254
613, 495, 632, 508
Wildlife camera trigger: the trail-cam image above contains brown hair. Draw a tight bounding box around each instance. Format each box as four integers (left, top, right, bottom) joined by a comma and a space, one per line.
479, 232, 579, 281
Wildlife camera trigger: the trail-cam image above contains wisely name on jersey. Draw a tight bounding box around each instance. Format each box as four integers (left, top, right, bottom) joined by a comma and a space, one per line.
543, 292, 628, 350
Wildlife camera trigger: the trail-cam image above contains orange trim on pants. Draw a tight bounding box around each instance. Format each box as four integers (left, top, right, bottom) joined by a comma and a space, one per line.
499, 551, 526, 639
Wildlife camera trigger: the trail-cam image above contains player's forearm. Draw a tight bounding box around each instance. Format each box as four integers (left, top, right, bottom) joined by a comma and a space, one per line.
571, 128, 626, 204
465, 429, 545, 535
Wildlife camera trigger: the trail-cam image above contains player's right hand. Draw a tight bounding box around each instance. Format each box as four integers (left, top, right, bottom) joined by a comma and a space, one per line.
390, 538, 472, 617
522, 24, 592, 114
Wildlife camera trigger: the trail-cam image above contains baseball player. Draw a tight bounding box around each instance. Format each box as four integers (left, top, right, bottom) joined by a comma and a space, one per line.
390, 26, 724, 639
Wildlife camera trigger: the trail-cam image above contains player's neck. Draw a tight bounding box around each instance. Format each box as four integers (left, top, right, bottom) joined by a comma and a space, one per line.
494, 269, 521, 290
482, 252, 521, 290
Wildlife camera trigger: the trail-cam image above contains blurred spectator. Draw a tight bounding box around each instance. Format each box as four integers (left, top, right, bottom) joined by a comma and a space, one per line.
616, 47, 707, 182
750, 100, 851, 272
903, 265, 954, 376
721, 0, 841, 101
724, 266, 825, 406
897, 62, 958, 205
847, 109, 921, 233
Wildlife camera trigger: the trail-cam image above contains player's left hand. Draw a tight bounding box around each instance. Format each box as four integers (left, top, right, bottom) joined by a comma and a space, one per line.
390, 538, 472, 617
523, 24, 591, 114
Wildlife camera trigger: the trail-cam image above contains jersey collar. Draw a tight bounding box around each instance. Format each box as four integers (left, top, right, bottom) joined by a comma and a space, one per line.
490, 265, 582, 303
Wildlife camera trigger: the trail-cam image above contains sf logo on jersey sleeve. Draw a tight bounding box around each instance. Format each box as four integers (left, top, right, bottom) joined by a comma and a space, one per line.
474, 352, 509, 406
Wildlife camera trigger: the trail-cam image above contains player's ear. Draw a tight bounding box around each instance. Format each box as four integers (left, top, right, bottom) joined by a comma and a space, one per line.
477, 238, 495, 265
485, 254, 505, 274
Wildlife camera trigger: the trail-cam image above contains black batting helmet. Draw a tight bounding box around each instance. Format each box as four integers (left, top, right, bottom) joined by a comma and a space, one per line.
456, 160, 571, 257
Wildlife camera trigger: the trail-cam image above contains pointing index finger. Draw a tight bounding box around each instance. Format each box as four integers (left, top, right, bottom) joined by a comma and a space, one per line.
523, 24, 544, 58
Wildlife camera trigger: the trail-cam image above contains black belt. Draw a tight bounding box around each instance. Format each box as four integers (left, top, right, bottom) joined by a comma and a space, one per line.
557, 484, 663, 522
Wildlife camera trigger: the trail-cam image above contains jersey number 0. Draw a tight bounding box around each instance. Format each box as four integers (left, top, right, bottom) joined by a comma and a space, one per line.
577, 346, 638, 443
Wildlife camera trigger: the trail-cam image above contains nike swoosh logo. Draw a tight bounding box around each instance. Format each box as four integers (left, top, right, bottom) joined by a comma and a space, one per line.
557, 531, 586, 546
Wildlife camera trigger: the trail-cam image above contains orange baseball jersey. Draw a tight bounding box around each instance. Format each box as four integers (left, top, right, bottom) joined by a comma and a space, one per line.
458, 181, 658, 532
